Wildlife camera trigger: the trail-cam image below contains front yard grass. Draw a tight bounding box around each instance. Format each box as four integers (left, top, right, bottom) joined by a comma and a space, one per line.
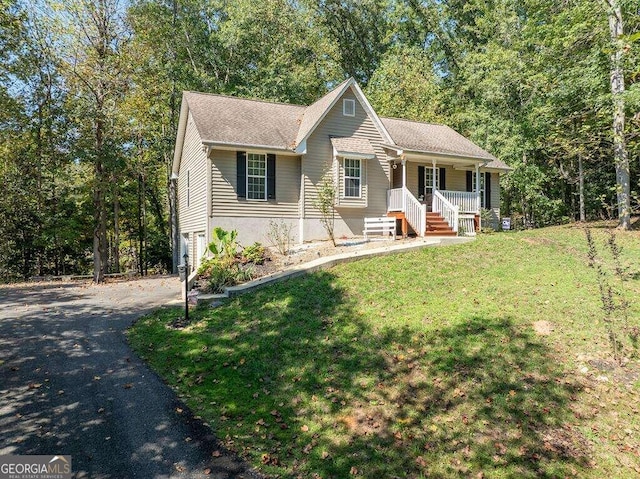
128, 224, 640, 478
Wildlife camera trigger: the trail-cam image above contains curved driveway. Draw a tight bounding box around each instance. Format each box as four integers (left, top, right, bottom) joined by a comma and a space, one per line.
0, 277, 259, 479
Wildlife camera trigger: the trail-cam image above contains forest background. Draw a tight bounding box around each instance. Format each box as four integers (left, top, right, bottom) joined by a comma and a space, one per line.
0, 0, 638, 282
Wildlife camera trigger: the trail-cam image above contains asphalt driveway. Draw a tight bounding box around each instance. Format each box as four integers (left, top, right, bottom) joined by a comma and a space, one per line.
0, 277, 259, 479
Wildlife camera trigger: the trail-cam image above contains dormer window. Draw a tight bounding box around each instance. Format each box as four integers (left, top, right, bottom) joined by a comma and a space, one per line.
343, 99, 355, 117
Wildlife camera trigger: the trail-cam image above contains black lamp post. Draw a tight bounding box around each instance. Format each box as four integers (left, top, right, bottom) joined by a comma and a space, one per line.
183, 252, 189, 322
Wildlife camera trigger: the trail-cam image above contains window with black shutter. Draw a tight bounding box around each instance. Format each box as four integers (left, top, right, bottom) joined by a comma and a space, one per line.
236, 151, 246, 198
237, 151, 276, 201
267, 154, 276, 199
484, 172, 492, 209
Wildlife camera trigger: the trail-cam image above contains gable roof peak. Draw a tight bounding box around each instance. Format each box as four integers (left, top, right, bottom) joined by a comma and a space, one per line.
294, 77, 393, 151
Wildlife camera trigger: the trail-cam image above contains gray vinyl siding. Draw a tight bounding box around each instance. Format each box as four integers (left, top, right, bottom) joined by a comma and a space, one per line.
211, 149, 300, 218
406, 163, 419, 198
445, 168, 467, 192
487, 173, 501, 229
303, 88, 389, 219
178, 112, 208, 235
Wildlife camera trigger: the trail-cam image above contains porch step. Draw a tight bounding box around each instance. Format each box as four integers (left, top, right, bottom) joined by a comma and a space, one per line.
425, 212, 456, 236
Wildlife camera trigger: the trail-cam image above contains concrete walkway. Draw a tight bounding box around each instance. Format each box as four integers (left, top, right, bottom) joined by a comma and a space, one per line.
0, 277, 261, 479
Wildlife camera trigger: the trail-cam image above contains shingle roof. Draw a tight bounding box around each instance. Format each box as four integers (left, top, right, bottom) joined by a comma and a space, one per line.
381, 117, 497, 161
181, 83, 510, 170
483, 158, 512, 170
330, 137, 376, 158
183, 91, 305, 150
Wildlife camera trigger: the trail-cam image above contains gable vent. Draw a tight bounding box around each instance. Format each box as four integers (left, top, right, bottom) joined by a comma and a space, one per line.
343, 98, 355, 117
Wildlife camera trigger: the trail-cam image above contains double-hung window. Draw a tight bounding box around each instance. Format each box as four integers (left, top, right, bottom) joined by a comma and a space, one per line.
247, 153, 267, 200
343, 158, 362, 198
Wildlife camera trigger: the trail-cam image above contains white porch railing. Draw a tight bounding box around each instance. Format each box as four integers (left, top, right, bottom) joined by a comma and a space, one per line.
440, 190, 480, 214
405, 188, 426, 237
387, 187, 426, 236
458, 215, 476, 236
433, 189, 459, 233
387, 188, 403, 212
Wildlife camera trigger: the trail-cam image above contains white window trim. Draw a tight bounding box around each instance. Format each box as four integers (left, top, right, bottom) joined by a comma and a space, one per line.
246, 152, 267, 201
343, 157, 362, 198
424, 167, 440, 195
343, 98, 355, 117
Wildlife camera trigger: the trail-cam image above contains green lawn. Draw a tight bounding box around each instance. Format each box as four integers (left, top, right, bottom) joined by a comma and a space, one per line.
128, 224, 640, 478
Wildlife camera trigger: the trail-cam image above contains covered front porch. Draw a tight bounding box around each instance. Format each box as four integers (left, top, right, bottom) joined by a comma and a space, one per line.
385, 154, 484, 237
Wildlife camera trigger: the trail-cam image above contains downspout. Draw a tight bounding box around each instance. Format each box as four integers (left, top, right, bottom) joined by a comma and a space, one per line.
205, 146, 212, 251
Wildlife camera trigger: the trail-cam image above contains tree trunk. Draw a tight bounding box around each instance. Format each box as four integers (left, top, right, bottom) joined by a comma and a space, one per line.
113, 191, 120, 273
169, 0, 179, 274
93, 160, 107, 283
93, 99, 108, 283
578, 153, 586, 222
606, 0, 630, 229
138, 173, 146, 275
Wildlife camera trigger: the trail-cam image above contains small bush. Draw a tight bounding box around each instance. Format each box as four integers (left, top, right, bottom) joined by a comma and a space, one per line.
266, 220, 294, 255
242, 242, 267, 265
198, 257, 254, 293
208, 227, 239, 259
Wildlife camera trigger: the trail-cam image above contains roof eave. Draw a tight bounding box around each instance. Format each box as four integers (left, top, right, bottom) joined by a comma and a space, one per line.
484, 164, 513, 172
401, 146, 493, 163
201, 140, 298, 155
171, 94, 191, 176
333, 150, 376, 160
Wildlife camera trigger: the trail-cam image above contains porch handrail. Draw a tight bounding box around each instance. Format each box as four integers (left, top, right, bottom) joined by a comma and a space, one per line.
403, 187, 426, 236
386, 187, 426, 236
433, 189, 459, 233
440, 190, 480, 214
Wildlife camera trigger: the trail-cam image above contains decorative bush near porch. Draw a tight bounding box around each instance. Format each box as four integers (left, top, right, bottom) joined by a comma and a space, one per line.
129, 224, 640, 479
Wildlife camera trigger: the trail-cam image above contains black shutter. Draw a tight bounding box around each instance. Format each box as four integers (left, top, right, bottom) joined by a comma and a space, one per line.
267, 153, 276, 200
485, 172, 492, 209
439, 168, 446, 191
418, 165, 425, 198
466, 170, 472, 192
236, 151, 247, 198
